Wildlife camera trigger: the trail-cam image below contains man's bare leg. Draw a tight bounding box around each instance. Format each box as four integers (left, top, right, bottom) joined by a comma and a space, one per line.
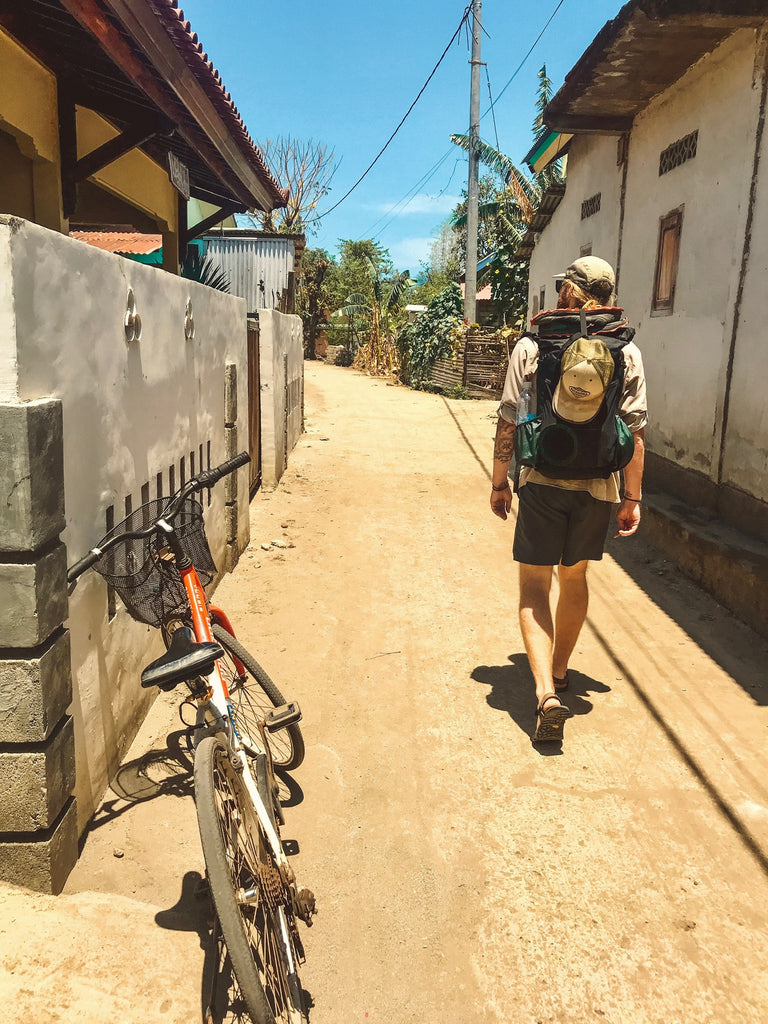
518, 563, 559, 709
552, 560, 589, 680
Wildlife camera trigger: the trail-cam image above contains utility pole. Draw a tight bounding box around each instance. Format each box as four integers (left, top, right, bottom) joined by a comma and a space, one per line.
464, 0, 482, 325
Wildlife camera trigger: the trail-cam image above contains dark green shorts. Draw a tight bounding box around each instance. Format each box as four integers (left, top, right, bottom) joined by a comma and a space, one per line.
513, 483, 613, 566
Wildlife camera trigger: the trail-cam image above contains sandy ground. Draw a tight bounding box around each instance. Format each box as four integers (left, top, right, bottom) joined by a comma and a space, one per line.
2, 360, 768, 1024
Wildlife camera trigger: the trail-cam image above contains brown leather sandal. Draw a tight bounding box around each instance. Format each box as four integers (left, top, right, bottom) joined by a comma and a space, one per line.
533, 691, 572, 743
553, 670, 570, 693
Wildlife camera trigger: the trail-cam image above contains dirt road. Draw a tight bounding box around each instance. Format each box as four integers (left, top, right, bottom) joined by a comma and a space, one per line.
2, 361, 768, 1024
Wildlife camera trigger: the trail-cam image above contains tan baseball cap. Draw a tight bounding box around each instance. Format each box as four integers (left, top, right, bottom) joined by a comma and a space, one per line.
564, 256, 615, 302
553, 336, 614, 423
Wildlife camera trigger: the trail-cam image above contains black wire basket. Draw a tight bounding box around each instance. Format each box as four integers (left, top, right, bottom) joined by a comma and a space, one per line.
92, 497, 217, 628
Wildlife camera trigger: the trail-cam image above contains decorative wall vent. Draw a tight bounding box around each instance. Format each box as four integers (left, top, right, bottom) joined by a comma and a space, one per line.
184, 298, 195, 340
659, 130, 698, 176
581, 193, 601, 220
124, 288, 141, 342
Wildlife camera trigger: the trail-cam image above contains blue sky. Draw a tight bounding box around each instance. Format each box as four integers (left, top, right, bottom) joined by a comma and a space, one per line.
178, 0, 623, 274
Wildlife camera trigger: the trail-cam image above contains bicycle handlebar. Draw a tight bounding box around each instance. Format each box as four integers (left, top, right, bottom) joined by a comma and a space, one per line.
67, 451, 251, 584
194, 450, 251, 490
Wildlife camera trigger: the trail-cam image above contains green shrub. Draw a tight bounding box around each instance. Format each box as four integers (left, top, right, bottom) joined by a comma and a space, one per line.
397, 283, 464, 387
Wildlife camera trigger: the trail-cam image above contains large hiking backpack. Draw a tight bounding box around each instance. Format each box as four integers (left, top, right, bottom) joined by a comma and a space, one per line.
515, 307, 636, 480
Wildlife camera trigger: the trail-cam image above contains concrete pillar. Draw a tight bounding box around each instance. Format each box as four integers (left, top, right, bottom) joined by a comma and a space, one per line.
0, 399, 78, 893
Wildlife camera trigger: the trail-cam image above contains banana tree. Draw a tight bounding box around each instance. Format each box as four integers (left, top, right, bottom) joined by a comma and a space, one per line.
333, 256, 414, 374
449, 133, 541, 226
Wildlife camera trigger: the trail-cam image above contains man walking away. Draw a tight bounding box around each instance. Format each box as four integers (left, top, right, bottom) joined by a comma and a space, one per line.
490, 256, 647, 743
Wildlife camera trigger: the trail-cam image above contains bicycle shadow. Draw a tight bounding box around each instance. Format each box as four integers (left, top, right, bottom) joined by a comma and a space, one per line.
155, 869, 314, 1023
86, 728, 194, 833
87, 731, 305, 834
471, 653, 611, 754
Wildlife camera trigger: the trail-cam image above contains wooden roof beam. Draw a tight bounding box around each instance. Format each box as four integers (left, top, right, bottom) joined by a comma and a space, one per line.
75, 120, 173, 182
100, 0, 279, 211
58, 0, 270, 211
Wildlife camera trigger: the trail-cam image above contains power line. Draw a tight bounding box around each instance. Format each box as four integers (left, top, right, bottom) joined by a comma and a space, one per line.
480, 0, 567, 118
485, 64, 500, 151
358, 150, 455, 240
322, 0, 567, 254
309, 3, 473, 225
358, 0, 569, 239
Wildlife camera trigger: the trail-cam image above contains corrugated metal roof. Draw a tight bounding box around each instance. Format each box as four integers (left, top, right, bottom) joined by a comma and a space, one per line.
203, 234, 297, 313
71, 231, 162, 254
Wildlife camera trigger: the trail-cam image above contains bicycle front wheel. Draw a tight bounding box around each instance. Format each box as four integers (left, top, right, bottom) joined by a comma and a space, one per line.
194, 736, 306, 1024
212, 623, 305, 772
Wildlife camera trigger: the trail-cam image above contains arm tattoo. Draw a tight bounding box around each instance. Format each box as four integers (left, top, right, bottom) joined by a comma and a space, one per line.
494, 420, 516, 462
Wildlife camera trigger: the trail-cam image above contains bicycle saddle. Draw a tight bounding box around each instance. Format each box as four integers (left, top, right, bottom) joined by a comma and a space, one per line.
141, 627, 223, 691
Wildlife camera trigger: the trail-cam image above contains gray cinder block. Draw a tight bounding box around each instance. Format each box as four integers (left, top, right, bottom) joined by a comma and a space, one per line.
0, 630, 72, 743
0, 715, 75, 832
0, 400, 65, 553
0, 799, 78, 895
0, 543, 68, 647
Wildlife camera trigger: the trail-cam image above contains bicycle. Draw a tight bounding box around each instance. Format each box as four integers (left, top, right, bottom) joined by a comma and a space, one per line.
68, 452, 315, 1024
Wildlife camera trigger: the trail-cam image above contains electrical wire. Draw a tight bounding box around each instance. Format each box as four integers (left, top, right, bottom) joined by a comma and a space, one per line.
318, 0, 567, 254
358, 150, 455, 240
484, 64, 500, 152
308, 3, 473, 226
351, 0, 568, 240
481, 0, 567, 119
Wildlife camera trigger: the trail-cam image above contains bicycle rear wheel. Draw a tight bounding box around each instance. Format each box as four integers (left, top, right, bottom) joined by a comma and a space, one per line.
194, 735, 306, 1024
212, 623, 305, 772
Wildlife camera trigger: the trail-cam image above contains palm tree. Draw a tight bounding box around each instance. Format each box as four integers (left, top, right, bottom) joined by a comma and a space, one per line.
333, 255, 413, 373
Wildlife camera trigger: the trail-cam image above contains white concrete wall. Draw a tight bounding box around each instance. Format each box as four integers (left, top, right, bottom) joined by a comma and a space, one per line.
619, 29, 758, 480
529, 28, 766, 500
0, 215, 250, 828
723, 41, 768, 502
258, 308, 304, 489
528, 134, 624, 313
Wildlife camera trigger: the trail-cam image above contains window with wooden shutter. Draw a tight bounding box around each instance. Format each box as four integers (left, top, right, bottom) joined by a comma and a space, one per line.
652, 207, 683, 315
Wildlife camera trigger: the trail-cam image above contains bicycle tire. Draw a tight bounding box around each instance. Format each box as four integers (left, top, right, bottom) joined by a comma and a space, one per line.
212, 623, 305, 772
194, 735, 307, 1024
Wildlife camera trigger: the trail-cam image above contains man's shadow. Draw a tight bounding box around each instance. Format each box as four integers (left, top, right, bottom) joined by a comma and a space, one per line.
471, 653, 611, 751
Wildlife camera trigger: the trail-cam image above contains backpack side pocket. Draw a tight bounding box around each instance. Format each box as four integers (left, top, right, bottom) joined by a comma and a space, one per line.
515, 418, 539, 467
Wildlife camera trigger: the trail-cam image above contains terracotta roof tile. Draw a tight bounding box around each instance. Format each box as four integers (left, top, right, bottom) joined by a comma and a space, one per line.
71, 232, 163, 254
147, 0, 288, 207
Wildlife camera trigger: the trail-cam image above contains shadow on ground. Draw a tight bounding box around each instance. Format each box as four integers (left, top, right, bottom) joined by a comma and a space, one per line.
155, 870, 314, 1023
471, 654, 611, 756
605, 535, 768, 706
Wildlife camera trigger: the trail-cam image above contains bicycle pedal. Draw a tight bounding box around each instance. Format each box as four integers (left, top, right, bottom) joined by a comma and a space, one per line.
265, 702, 302, 732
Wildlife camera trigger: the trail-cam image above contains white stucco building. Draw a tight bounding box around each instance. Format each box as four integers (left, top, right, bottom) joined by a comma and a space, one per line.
523, 1, 768, 548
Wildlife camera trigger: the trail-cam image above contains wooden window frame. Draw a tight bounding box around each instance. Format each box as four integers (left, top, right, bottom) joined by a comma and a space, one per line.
651, 206, 684, 316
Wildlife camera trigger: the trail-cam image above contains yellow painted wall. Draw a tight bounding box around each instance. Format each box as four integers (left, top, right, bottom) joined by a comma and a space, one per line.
0, 28, 64, 230
0, 29, 59, 163
76, 108, 177, 231
0, 29, 178, 237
